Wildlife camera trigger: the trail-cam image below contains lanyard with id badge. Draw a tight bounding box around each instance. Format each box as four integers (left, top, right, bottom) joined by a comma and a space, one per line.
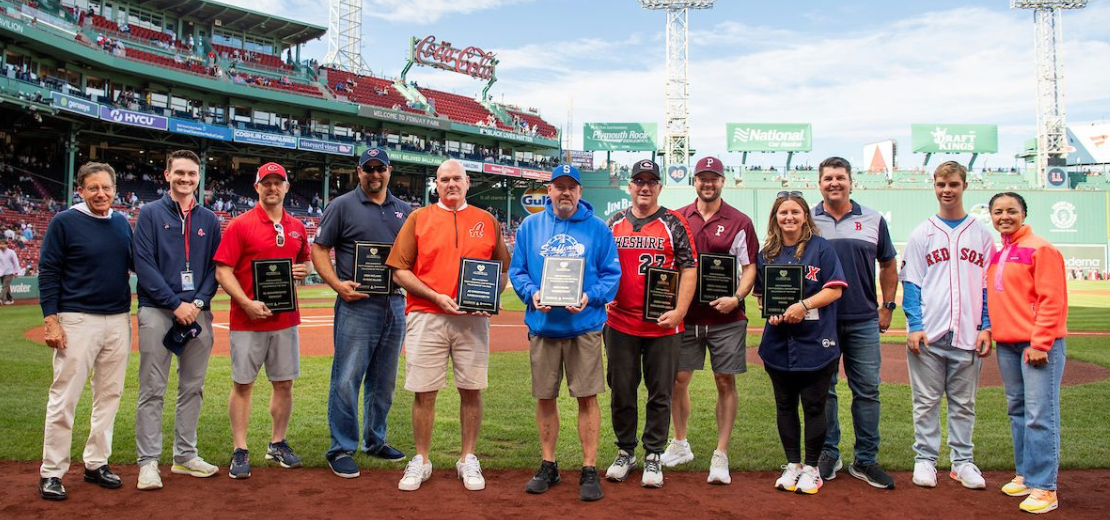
180, 203, 195, 291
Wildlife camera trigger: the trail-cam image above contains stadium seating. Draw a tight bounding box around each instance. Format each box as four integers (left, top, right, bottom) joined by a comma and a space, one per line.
88, 15, 190, 52
323, 68, 416, 111
211, 43, 291, 71
419, 88, 502, 128
124, 47, 208, 75
506, 110, 558, 139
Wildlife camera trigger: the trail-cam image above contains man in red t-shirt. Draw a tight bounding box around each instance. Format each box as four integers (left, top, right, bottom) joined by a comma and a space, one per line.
603, 159, 697, 488
213, 162, 311, 480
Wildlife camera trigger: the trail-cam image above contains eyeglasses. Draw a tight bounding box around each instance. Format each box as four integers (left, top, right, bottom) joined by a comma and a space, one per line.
776, 191, 803, 198
362, 164, 388, 173
631, 178, 661, 187
273, 222, 285, 248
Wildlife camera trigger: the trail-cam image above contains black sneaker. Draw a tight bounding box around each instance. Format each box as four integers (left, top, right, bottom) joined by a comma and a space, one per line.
849, 461, 895, 489
525, 460, 560, 494
39, 477, 67, 501
229, 448, 251, 479
327, 452, 361, 479
579, 466, 604, 502
266, 440, 303, 468
818, 452, 842, 480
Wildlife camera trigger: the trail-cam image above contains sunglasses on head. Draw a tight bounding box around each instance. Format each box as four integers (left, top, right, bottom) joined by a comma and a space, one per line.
273, 222, 285, 248
362, 164, 388, 173
631, 177, 661, 187
776, 191, 803, 198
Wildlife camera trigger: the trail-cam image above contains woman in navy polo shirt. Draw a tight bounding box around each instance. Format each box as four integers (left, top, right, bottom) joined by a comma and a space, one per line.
754, 192, 847, 496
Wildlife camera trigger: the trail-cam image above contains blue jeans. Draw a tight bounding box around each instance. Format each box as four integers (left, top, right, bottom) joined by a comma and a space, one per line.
326, 295, 405, 459
997, 339, 1066, 491
824, 318, 882, 464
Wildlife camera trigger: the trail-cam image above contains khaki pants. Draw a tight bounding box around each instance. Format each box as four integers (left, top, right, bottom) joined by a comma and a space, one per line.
40, 312, 131, 478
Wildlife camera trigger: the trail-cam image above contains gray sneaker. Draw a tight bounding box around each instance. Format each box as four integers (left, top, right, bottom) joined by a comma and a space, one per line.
605, 450, 637, 482
266, 440, 303, 469
818, 452, 842, 480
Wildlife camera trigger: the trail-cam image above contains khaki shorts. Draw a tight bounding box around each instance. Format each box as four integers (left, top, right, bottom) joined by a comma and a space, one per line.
404, 311, 489, 392
679, 320, 748, 374
529, 331, 605, 399
229, 327, 300, 384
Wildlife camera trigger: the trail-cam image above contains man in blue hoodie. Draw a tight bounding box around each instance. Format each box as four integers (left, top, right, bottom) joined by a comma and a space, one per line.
509, 165, 620, 502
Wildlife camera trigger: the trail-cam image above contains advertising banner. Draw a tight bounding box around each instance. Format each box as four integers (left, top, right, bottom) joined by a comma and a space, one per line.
910, 124, 998, 153
862, 139, 896, 173
359, 106, 450, 130
298, 138, 355, 156
1066, 123, 1110, 165
169, 119, 233, 141
389, 150, 442, 166
233, 129, 297, 149
726, 123, 812, 152
583, 123, 658, 151
1056, 245, 1107, 278
459, 160, 484, 173
522, 169, 551, 181
99, 106, 169, 131
483, 163, 522, 177
51, 92, 100, 118
562, 150, 595, 170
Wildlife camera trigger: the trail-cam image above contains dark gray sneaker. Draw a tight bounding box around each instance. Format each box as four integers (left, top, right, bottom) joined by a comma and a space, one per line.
266, 440, 303, 469
818, 452, 842, 480
579, 466, 604, 501
229, 448, 251, 479
525, 460, 560, 494
849, 461, 895, 489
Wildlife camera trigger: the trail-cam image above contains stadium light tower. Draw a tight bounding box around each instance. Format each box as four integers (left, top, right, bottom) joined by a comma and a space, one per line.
640, 0, 716, 183
1011, 0, 1087, 186
322, 0, 371, 74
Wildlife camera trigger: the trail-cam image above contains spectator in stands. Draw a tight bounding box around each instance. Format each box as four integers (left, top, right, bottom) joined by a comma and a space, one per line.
38, 162, 134, 501
3, 227, 14, 241
22, 224, 33, 241
0, 240, 18, 304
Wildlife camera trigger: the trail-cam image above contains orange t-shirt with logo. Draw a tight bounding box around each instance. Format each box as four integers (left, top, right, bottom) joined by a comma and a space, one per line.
386, 202, 511, 314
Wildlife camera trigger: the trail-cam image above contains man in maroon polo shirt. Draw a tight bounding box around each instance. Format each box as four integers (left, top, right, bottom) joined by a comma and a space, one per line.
663, 156, 758, 485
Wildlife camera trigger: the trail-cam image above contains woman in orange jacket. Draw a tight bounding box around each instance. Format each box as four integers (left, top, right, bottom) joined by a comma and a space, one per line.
985, 192, 1067, 515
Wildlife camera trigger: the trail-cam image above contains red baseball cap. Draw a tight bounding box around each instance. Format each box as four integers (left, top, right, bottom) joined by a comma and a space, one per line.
694, 156, 725, 176
256, 162, 288, 183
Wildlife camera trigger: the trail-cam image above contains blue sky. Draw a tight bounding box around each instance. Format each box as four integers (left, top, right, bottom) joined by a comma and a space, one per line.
225, 0, 1110, 169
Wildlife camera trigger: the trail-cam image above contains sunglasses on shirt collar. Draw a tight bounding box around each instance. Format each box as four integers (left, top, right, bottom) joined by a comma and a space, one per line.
273, 222, 285, 247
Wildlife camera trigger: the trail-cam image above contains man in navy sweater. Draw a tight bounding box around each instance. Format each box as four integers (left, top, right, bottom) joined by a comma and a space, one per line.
38, 162, 134, 501
133, 150, 223, 490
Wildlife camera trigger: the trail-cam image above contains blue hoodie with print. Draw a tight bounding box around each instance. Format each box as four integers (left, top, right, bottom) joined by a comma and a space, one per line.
509, 199, 621, 339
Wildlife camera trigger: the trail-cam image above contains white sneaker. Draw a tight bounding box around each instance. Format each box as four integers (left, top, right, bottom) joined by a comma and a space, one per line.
950, 462, 987, 490
456, 454, 485, 491
136, 462, 162, 490
913, 461, 937, 488
660, 439, 694, 468
641, 452, 663, 488
795, 465, 823, 495
775, 463, 802, 492
171, 457, 218, 478
605, 449, 637, 482
707, 450, 731, 485
398, 455, 432, 491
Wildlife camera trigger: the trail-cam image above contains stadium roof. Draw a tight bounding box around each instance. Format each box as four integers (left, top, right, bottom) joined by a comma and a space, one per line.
134, 0, 327, 45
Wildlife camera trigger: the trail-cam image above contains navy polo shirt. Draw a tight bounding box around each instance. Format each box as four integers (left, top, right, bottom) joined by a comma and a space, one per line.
754, 235, 847, 372
812, 201, 896, 322
314, 188, 411, 284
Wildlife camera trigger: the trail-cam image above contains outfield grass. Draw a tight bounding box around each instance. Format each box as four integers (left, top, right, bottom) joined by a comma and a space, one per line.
2, 281, 1108, 472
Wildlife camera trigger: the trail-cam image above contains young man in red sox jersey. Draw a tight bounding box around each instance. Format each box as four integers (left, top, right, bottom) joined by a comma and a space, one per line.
604, 159, 697, 488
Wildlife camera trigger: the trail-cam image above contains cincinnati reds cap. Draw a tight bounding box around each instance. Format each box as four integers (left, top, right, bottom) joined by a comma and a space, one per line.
256, 162, 288, 183
695, 156, 725, 176
359, 147, 391, 168
630, 159, 661, 180
550, 164, 581, 185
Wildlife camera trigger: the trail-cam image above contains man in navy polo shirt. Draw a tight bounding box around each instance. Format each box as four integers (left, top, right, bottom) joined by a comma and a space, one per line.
312, 148, 412, 478
664, 156, 758, 485
811, 156, 899, 489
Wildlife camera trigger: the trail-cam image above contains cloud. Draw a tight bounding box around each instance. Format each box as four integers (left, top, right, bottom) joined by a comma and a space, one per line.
365, 0, 535, 24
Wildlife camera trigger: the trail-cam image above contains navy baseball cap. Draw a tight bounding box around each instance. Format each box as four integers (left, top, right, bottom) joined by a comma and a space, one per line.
631, 159, 661, 180
694, 156, 725, 176
550, 164, 581, 185
162, 322, 203, 356
359, 148, 390, 167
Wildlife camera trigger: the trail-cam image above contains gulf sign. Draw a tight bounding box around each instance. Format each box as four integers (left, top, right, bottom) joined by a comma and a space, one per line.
521, 187, 549, 214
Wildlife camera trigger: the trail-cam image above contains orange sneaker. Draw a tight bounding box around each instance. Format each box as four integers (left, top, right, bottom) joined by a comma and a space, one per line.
1019, 489, 1058, 514
1002, 475, 1031, 497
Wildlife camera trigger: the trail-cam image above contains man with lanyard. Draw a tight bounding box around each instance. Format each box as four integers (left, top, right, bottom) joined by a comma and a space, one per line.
214, 162, 311, 479
663, 157, 758, 485
312, 148, 412, 478
133, 150, 223, 490
509, 164, 621, 501
811, 157, 898, 489
604, 159, 698, 489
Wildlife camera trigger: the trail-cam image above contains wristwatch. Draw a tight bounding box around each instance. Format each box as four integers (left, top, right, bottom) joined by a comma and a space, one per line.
193, 299, 205, 309
881, 301, 897, 311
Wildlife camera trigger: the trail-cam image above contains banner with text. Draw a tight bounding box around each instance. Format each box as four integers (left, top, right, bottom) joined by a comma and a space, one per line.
100, 106, 169, 131
298, 138, 355, 156
726, 123, 812, 152
911, 124, 998, 154
51, 92, 100, 118
233, 129, 297, 149
169, 119, 233, 141
583, 123, 657, 151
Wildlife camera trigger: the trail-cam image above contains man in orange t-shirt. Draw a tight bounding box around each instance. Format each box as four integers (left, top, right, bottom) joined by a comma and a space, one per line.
386, 159, 511, 492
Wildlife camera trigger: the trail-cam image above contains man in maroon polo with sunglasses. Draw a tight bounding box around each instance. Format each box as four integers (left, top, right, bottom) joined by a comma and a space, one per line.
214, 162, 311, 479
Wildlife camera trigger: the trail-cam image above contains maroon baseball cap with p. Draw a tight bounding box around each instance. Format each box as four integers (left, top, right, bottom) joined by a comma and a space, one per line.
256, 162, 288, 183
695, 156, 725, 176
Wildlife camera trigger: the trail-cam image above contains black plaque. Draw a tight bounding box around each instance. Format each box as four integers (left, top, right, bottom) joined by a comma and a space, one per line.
252, 258, 297, 313
353, 241, 393, 295
456, 258, 502, 314
697, 253, 738, 304
761, 265, 804, 318
538, 257, 585, 307
643, 267, 679, 321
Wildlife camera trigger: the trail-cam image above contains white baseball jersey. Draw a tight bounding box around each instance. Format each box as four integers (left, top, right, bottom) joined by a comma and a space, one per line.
899, 215, 996, 350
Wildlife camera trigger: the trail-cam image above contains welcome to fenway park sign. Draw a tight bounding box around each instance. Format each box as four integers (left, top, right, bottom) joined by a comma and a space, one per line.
409, 35, 497, 80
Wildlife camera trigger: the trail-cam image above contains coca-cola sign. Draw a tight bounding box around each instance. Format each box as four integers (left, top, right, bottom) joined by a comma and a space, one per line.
412, 35, 497, 80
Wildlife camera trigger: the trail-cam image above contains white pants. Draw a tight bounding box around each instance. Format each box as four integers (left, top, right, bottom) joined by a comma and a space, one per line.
40, 312, 131, 478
